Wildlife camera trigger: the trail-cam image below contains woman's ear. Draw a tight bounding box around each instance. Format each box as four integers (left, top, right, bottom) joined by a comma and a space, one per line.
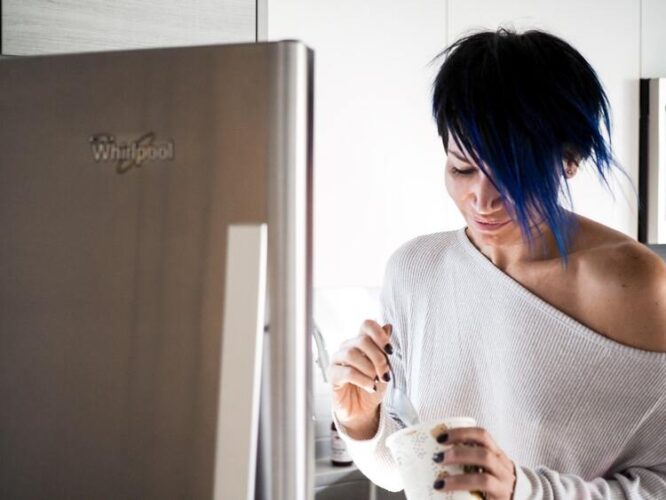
563, 159, 578, 179
562, 145, 580, 179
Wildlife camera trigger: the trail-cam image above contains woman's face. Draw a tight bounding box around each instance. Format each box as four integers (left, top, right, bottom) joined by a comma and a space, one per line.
444, 135, 523, 246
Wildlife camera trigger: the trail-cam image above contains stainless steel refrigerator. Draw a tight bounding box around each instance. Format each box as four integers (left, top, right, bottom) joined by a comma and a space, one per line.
0, 41, 314, 500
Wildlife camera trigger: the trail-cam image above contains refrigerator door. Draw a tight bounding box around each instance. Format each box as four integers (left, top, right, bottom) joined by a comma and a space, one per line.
0, 41, 313, 500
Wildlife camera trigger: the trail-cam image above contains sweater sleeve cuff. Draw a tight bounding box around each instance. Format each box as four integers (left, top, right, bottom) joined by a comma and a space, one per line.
511, 463, 533, 500
331, 405, 405, 492
332, 404, 388, 452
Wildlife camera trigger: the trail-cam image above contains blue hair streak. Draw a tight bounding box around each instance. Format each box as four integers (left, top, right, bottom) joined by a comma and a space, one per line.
429, 27, 634, 267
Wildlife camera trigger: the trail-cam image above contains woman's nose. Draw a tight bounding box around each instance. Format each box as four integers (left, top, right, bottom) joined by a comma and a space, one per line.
472, 173, 503, 212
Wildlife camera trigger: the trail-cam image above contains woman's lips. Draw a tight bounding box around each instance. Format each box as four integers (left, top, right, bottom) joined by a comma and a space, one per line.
472, 218, 510, 231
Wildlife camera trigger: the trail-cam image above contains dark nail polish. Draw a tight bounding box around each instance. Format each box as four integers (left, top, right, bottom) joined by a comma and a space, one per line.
436, 433, 448, 444
382, 372, 390, 382
384, 343, 393, 355
433, 479, 445, 490
432, 451, 444, 463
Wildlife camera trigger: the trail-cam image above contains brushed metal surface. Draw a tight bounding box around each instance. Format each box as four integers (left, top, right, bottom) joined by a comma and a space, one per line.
2, 0, 255, 55
0, 40, 313, 500
265, 40, 315, 500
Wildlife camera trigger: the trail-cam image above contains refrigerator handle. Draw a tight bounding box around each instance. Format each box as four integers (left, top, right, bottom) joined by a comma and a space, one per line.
213, 224, 268, 500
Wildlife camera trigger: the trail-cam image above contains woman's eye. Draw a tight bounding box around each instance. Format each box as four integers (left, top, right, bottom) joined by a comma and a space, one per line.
451, 167, 475, 175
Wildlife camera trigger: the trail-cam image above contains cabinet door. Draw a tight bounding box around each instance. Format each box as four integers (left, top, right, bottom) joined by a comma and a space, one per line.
641, 0, 666, 77
2, 0, 256, 55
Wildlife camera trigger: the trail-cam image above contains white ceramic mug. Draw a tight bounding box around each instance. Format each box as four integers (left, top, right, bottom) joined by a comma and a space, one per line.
386, 417, 484, 500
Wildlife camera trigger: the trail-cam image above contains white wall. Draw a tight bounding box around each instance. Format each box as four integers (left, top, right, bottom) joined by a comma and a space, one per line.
268, 0, 666, 291
267, 0, 449, 288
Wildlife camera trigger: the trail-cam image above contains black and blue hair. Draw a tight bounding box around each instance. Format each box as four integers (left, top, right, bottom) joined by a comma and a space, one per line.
430, 27, 630, 266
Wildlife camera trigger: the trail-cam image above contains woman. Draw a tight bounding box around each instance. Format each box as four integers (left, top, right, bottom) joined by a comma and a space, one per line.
328, 28, 666, 499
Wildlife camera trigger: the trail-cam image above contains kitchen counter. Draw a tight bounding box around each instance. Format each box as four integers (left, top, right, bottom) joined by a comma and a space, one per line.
315, 458, 365, 488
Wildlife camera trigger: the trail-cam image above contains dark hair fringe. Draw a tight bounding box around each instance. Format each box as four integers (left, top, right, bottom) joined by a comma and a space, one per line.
428, 27, 634, 266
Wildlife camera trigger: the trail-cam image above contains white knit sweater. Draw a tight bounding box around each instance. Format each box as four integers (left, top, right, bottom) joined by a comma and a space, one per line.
333, 228, 666, 499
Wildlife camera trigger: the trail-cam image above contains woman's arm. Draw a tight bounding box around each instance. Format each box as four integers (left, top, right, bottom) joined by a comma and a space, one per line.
512, 462, 666, 500
513, 394, 666, 500
330, 248, 411, 492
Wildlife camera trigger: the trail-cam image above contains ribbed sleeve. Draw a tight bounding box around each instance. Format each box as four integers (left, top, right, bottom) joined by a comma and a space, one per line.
332, 228, 666, 498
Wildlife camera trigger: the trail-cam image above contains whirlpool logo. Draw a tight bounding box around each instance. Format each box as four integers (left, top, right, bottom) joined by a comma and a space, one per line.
89, 132, 175, 174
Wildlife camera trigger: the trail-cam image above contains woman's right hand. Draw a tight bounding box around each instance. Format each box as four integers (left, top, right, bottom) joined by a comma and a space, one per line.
328, 320, 393, 436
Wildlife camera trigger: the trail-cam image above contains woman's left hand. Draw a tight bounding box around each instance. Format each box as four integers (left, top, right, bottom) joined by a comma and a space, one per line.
432, 426, 517, 500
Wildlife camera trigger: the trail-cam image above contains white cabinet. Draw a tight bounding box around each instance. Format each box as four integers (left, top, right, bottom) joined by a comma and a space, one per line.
641, 0, 666, 77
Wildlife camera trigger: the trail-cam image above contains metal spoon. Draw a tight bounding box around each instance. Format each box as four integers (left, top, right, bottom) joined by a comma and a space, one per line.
384, 354, 419, 429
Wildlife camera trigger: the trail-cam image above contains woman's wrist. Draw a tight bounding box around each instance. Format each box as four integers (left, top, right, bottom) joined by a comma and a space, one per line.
336, 406, 381, 440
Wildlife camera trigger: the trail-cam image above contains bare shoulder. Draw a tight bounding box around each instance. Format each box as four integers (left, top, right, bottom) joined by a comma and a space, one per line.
576, 221, 666, 353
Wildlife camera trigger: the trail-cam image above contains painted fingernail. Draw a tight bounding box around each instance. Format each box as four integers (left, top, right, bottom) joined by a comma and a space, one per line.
384, 343, 393, 355
436, 433, 448, 444
433, 479, 445, 490
382, 372, 390, 382
432, 451, 444, 463
386, 324, 393, 336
